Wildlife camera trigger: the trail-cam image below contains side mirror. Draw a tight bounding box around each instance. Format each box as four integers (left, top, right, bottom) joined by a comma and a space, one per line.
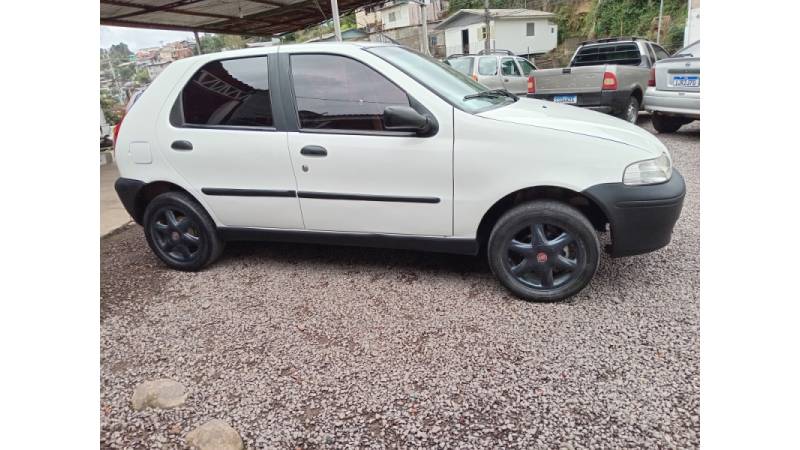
383, 106, 433, 135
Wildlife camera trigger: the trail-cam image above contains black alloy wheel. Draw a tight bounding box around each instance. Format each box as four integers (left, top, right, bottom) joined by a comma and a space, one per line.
149, 207, 202, 264
143, 191, 224, 271
504, 222, 584, 290
488, 200, 600, 302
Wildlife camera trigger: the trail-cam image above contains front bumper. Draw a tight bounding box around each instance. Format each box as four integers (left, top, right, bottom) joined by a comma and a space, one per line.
643, 87, 700, 118
529, 89, 632, 116
583, 170, 686, 257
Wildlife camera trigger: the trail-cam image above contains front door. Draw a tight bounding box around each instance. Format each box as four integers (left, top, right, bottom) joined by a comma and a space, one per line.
461, 29, 470, 54
157, 55, 303, 229
284, 52, 453, 236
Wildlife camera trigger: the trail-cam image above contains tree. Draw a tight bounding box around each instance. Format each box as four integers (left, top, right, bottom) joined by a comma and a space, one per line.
134, 68, 151, 86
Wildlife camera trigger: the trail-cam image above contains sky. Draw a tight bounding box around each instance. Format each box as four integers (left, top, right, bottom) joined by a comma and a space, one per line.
100, 26, 197, 51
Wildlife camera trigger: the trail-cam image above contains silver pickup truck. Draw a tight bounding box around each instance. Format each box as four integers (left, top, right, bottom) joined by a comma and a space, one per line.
529, 37, 672, 123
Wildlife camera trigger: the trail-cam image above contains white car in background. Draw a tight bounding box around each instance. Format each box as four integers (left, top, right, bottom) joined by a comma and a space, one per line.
644, 40, 700, 132
114, 43, 685, 301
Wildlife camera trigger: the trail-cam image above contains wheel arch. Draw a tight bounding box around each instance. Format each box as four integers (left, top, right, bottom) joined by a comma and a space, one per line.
475, 185, 609, 247
131, 180, 198, 225
631, 85, 643, 105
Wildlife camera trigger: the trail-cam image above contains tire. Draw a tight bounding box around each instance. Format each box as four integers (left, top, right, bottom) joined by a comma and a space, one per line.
487, 200, 601, 302
617, 96, 640, 123
143, 191, 224, 271
651, 112, 683, 133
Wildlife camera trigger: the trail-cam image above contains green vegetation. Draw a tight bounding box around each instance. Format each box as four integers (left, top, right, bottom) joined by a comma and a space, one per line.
556, 0, 688, 52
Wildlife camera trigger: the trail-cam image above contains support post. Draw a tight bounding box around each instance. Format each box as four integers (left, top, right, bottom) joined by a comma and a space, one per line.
656, 0, 664, 44
331, 0, 342, 42
483, 0, 491, 53
420, 0, 429, 55
194, 30, 203, 54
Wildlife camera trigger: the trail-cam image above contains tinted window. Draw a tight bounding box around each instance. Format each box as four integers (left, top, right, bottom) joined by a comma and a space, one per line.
290, 54, 410, 132
181, 56, 273, 127
501, 58, 521, 76
517, 58, 536, 75
572, 43, 641, 67
448, 57, 474, 75
652, 44, 671, 60
478, 57, 498, 76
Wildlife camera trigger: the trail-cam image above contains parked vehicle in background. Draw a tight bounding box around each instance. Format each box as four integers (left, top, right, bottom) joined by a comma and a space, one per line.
445, 50, 537, 95
528, 37, 671, 123
644, 40, 700, 133
114, 43, 684, 302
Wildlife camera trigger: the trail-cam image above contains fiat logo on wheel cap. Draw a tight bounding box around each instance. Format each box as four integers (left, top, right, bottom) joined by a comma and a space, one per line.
536, 252, 548, 263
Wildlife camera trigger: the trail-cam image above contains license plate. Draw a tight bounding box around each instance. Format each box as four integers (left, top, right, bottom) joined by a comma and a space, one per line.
672, 75, 700, 88
553, 94, 577, 104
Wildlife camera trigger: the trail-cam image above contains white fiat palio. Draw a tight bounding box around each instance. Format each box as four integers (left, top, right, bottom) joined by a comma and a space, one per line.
114, 42, 685, 302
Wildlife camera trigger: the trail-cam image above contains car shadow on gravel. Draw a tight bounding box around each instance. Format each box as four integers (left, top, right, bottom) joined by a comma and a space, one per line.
221, 240, 491, 276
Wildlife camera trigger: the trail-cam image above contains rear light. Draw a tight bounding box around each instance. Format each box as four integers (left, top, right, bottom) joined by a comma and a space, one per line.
527, 75, 535, 94
602, 71, 618, 90
648, 68, 655, 87
112, 113, 125, 150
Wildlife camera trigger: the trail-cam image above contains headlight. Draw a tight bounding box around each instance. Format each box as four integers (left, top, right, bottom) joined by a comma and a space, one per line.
623, 153, 672, 185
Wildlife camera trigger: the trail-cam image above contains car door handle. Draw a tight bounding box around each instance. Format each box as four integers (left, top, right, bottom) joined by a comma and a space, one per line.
171, 140, 193, 151
300, 145, 327, 157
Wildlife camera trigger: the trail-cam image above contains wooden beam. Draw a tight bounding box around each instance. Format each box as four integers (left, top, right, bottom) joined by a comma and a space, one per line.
101, 0, 207, 20
99, 18, 274, 36
102, 0, 282, 27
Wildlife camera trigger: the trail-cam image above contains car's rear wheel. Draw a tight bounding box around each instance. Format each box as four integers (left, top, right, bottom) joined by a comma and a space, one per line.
651, 112, 684, 133
143, 192, 224, 271
618, 96, 640, 123
487, 200, 600, 302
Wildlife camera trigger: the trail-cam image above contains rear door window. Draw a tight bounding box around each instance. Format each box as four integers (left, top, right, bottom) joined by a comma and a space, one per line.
478, 57, 498, 76
571, 43, 642, 67
181, 56, 273, 127
517, 58, 536, 75
500, 57, 521, 76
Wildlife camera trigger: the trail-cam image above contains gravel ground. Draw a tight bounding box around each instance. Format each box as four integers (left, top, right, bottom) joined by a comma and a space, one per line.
101, 117, 700, 449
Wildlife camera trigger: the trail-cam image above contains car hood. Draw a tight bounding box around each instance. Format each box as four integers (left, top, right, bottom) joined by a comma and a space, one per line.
478, 98, 666, 157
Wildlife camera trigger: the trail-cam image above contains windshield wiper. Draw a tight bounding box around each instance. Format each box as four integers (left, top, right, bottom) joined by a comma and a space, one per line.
463, 89, 518, 101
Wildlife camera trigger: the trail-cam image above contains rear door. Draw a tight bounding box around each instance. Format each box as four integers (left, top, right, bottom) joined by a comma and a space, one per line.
157, 55, 303, 229
499, 57, 527, 94
282, 50, 454, 236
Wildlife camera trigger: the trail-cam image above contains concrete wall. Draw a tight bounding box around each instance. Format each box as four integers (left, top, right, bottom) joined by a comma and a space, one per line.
493, 18, 557, 56
381, 3, 416, 30
442, 18, 557, 57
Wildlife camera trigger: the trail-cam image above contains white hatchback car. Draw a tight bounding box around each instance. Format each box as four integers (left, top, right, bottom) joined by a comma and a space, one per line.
114, 42, 685, 301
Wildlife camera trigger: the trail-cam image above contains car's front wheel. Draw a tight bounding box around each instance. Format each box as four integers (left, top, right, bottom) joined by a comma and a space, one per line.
143, 192, 224, 271
487, 200, 601, 302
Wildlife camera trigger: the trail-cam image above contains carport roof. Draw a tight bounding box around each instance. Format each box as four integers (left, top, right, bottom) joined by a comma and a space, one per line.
100, 0, 378, 36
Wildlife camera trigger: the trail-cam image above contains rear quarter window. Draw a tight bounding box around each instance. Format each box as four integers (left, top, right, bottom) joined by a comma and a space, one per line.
447, 57, 474, 76
572, 43, 642, 67
178, 56, 274, 128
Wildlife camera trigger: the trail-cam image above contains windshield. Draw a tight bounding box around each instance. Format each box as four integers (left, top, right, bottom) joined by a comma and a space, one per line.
368, 46, 515, 113
673, 41, 700, 58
